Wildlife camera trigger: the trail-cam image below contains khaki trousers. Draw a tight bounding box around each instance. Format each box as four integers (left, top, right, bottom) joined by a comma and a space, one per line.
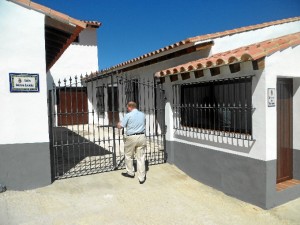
124, 134, 146, 181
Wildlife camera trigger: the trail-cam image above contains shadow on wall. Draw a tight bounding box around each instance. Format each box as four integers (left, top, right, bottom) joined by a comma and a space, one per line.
73, 29, 97, 47
0, 184, 6, 193
46, 71, 55, 90
174, 132, 255, 154
293, 77, 300, 96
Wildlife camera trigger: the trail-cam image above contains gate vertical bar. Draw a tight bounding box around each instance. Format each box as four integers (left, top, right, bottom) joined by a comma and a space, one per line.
116, 75, 121, 166
110, 74, 117, 169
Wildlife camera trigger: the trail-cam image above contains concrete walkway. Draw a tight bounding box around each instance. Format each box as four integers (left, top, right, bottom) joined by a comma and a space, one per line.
0, 164, 299, 225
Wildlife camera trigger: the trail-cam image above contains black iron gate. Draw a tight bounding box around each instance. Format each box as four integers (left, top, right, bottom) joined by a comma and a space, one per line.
48, 74, 166, 179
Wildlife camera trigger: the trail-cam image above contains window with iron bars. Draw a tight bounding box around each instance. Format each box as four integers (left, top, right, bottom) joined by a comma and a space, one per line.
173, 76, 254, 140
125, 79, 139, 107
96, 86, 105, 116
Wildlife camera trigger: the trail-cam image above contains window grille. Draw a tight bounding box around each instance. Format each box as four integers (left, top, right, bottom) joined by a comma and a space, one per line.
96, 86, 105, 115
125, 79, 139, 107
173, 76, 254, 140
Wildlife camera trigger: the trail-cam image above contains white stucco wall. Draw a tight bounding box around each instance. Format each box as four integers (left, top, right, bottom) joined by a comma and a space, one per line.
264, 45, 300, 159
47, 27, 99, 87
209, 21, 300, 55
294, 78, 300, 151
0, 1, 49, 144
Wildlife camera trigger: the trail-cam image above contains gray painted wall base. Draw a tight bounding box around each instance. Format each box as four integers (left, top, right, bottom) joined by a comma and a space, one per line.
0, 142, 52, 190
294, 149, 300, 180
167, 140, 300, 209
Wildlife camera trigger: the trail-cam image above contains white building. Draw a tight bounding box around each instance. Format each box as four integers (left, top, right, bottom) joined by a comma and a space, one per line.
84, 16, 300, 209
0, 0, 100, 190
1, 0, 299, 209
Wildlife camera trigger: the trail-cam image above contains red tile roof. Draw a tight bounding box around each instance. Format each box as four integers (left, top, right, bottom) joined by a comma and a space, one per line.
9, 0, 101, 28
156, 32, 300, 77
100, 16, 300, 73
83, 21, 102, 28
186, 17, 300, 44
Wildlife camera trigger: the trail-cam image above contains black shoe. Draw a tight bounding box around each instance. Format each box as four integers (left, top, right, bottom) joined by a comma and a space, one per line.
139, 176, 146, 184
121, 172, 135, 178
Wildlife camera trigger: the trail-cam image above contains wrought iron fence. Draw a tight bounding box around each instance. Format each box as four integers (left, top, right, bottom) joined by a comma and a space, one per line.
48, 74, 166, 179
172, 76, 254, 140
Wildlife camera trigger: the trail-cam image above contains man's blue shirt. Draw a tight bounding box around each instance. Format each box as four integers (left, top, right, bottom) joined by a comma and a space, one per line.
121, 109, 145, 135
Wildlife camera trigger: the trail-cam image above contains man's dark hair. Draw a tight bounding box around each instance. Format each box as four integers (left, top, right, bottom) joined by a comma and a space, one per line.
127, 101, 137, 108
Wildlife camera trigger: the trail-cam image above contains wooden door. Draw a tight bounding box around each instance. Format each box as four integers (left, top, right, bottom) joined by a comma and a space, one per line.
277, 79, 293, 183
57, 88, 88, 126
107, 86, 119, 125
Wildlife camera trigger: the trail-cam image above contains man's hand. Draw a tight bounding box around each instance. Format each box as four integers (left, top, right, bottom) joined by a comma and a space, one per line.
117, 122, 122, 129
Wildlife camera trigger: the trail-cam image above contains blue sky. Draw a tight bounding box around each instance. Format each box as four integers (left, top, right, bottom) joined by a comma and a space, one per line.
34, 0, 300, 70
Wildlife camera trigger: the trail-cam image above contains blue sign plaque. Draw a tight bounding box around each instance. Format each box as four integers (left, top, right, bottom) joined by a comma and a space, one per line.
9, 73, 39, 93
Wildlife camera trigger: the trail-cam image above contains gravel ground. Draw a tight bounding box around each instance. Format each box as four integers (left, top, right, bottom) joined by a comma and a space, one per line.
0, 164, 299, 225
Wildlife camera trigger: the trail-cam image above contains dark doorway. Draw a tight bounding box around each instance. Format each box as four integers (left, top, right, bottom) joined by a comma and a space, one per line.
277, 78, 293, 183
107, 86, 119, 125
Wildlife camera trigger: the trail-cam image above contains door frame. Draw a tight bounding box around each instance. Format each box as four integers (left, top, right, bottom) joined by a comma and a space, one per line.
276, 78, 293, 183
107, 84, 119, 125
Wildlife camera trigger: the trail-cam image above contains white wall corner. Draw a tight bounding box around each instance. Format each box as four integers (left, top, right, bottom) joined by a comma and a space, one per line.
165, 102, 174, 141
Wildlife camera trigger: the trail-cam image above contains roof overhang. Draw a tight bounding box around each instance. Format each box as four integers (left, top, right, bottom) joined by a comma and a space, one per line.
156, 32, 300, 78
8, 0, 88, 28
85, 40, 214, 81
186, 16, 300, 44
45, 19, 101, 71
45, 16, 84, 71
8, 0, 102, 71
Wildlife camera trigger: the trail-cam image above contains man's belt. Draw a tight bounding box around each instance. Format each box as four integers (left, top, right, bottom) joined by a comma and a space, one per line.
127, 132, 145, 136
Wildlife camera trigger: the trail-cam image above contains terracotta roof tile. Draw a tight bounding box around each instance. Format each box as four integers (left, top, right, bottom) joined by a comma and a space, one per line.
187, 16, 300, 43
156, 32, 300, 77
83, 20, 102, 28
9, 0, 101, 28
97, 39, 194, 72
95, 16, 300, 77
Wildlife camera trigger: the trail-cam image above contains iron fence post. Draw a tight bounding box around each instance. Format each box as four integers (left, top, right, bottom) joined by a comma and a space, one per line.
111, 75, 117, 169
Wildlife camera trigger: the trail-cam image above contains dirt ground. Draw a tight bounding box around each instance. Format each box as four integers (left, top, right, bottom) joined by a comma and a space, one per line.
0, 164, 299, 225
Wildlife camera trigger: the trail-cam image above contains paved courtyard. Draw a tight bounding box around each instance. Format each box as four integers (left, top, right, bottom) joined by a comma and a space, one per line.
0, 164, 300, 225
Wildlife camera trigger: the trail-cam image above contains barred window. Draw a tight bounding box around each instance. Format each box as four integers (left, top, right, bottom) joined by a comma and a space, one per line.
125, 79, 139, 107
96, 86, 105, 115
173, 77, 253, 140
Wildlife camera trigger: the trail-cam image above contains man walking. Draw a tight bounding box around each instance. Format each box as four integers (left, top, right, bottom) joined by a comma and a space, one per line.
117, 101, 147, 184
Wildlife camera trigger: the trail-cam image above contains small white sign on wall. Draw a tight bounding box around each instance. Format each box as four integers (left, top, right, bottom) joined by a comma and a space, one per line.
9, 73, 39, 92
268, 88, 275, 107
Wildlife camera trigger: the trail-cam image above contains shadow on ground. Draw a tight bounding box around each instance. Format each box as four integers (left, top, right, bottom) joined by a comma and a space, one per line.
51, 127, 116, 178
